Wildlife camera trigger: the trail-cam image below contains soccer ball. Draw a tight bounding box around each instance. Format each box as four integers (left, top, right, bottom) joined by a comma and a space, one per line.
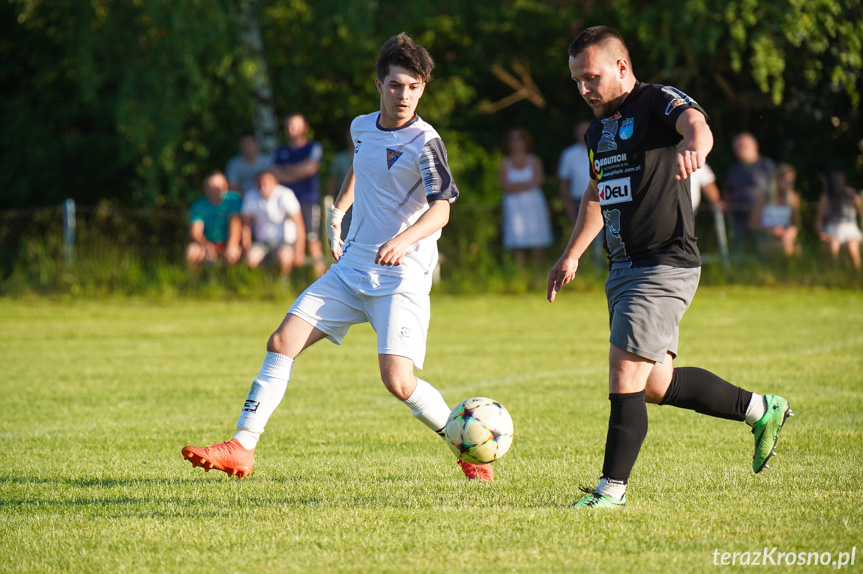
444, 397, 514, 465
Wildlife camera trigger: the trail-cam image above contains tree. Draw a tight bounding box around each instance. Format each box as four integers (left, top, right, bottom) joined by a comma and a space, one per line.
1, 0, 860, 213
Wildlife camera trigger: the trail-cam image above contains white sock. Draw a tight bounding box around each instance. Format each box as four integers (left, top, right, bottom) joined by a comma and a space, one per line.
744, 393, 766, 426
596, 477, 627, 501
234, 352, 293, 449
402, 379, 450, 437
233, 429, 259, 451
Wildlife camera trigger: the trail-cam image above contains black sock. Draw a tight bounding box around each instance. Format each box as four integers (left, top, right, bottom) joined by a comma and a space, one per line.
659, 366, 752, 421
601, 390, 648, 483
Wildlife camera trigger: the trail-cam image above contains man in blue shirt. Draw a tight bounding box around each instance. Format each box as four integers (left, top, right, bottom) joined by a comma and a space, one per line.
272, 114, 326, 277
723, 132, 776, 252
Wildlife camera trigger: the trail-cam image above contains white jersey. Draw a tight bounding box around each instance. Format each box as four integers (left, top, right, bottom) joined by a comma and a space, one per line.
241, 185, 301, 245
339, 112, 459, 286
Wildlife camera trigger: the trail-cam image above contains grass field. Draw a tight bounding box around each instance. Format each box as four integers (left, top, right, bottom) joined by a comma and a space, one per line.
2, 286, 862, 573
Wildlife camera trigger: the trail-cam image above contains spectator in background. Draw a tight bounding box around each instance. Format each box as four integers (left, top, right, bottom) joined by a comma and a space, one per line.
499, 127, 553, 268
689, 162, 723, 214
272, 113, 326, 278
186, 171, 243, 268
557, 120, 592, 223
750, 163, 800, 258
226, 134, 272, 195
723, 132, 776, 252
816, 167, 862, 271
239, 171, 306, 280
325, 126, 354, 242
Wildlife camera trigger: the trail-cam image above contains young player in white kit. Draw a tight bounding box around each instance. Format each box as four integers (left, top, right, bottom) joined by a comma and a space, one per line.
182, 32, 494, 482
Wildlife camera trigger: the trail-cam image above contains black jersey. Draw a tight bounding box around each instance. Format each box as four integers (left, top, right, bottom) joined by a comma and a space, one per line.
586, 82, 707, 269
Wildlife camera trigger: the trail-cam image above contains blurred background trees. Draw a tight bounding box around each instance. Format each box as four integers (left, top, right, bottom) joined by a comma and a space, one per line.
2, 0, 861, 211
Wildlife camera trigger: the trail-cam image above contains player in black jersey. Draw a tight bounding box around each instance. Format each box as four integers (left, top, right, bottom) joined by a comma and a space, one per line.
547, 26, 793, 509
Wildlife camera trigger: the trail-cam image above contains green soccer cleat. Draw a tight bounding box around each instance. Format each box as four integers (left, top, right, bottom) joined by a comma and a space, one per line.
752, 394, 793, 473
571, 487, 626, 509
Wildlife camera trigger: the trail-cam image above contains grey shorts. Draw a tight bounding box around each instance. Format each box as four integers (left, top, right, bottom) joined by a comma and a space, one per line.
301, 202, 321, 242
605, 265, 701, 362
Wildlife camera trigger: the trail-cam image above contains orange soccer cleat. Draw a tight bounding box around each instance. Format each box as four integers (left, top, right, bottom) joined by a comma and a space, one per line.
457, 458, 494, 482
181, 439, 254, 479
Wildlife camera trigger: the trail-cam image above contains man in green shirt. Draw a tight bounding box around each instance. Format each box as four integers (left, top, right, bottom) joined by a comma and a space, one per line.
186, 171, 243, 268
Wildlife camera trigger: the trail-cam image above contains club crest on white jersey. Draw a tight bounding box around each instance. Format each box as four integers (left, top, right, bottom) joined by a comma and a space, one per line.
386, 148, 403, 169
598, 177, 632, 205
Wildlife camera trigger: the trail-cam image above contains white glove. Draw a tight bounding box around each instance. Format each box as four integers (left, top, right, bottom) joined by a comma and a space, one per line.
326, 205, 345, 259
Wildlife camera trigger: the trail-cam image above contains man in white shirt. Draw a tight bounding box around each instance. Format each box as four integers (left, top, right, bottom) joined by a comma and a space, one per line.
239, 171, 305, 278
182, 32, 494, 483
688, 162, 723, 214
557, 120, 592, 223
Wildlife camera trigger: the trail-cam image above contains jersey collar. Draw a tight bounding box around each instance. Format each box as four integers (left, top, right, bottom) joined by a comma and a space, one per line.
375, 112, 420, 132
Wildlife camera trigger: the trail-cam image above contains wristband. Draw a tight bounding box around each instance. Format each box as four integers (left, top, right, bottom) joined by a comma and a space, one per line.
326, 206, 345, 245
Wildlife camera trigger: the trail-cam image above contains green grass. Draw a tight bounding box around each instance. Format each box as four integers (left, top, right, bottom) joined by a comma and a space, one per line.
1, 287, 861, 573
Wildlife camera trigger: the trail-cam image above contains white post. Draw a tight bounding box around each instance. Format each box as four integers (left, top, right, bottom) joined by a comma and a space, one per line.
237, 0, 279, 155
713, 207, 730, 267
63, 198, 76, 264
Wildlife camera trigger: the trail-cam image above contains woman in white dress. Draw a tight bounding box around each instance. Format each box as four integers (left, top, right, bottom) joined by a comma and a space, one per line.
499, 127, 553, 267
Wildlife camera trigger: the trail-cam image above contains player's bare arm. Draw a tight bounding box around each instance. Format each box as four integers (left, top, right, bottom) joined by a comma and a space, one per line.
327, 166, 355, 260
224, 215, 244, 265
376, 199, 451, 267
547, 180, 603, 302
674, 108, 713, 181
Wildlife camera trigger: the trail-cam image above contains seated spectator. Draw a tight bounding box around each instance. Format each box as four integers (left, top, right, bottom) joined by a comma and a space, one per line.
186, 171, 243, 268
750, 163, 800, 258
226, 134, 272, 195
816, 168, 862, 271
240, 171, 306, 279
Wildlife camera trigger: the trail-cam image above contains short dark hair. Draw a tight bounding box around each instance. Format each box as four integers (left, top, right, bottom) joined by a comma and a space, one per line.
568, 25, 630, 62
375, 32, 434, 83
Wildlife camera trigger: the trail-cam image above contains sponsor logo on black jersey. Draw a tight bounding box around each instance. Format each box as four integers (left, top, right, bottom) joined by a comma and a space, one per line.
662, 86, 695, 116
603, 208, 627, 260
597, 177, 632, 205
598, 117, 619, 152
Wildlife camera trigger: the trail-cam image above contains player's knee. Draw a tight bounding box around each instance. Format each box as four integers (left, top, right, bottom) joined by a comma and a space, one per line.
267, 329, 288, 354
381, 373, 414, 401
644, 386, 666, 404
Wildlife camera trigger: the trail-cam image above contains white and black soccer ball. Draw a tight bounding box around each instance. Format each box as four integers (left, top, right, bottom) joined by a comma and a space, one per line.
444, 397, 514, 465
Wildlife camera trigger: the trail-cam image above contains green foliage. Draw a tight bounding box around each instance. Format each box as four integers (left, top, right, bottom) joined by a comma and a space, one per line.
2, 0, 255, 208
1, 0, 861, 217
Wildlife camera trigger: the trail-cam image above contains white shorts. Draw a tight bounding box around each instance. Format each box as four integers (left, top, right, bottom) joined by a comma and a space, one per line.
288, 264, 431, 368
826, 222, 863, 244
